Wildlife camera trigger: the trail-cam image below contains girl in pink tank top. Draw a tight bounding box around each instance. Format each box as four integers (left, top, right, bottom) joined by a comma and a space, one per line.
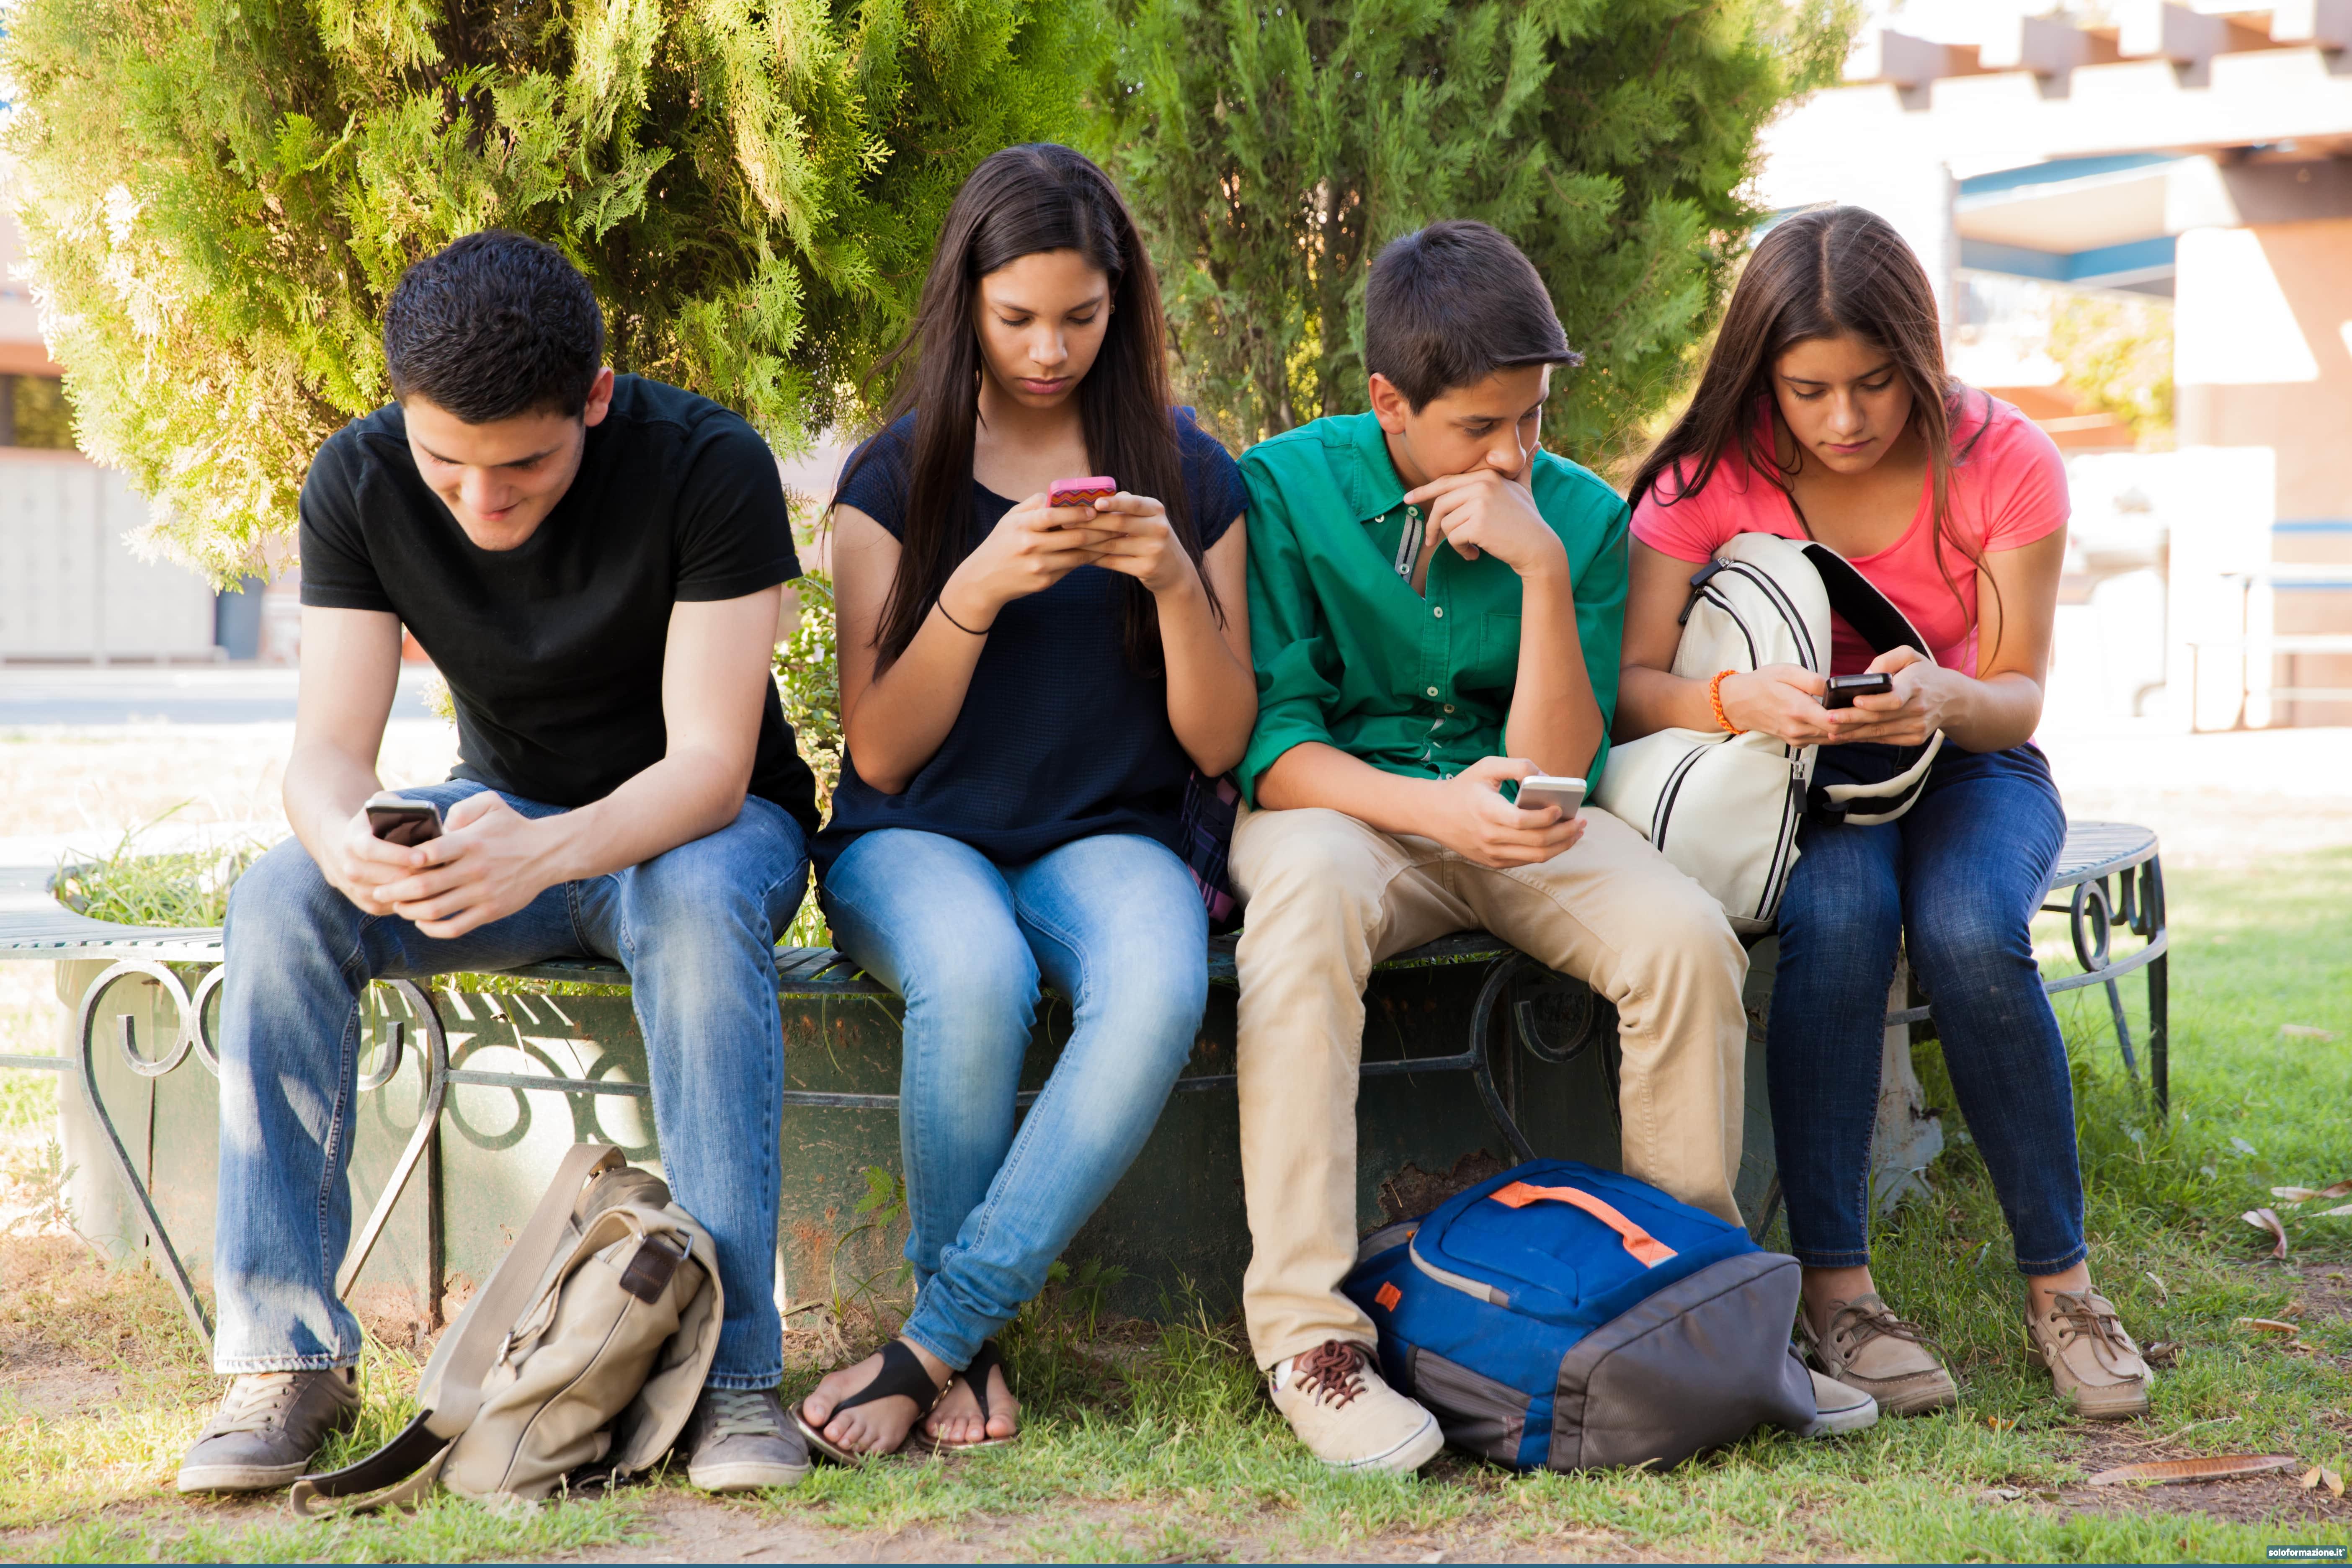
1612, 206, 2154, 1424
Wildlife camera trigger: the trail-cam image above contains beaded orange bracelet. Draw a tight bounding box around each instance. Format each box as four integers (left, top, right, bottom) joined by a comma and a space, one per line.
1708, 669, 1744, 735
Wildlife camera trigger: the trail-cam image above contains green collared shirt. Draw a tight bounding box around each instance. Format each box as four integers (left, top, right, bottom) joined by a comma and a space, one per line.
1235, 410, 1629, 806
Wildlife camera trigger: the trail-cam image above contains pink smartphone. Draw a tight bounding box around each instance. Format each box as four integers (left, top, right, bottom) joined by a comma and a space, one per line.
1048, 476, 1117, 509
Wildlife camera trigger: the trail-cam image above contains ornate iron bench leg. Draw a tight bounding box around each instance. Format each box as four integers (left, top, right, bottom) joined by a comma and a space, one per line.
2144, 858, 2169, 1117
72, 965, 451, 1348
335, 982, 449, 1305
1468, 954, 1540, 1164
76, 961, 214, 1343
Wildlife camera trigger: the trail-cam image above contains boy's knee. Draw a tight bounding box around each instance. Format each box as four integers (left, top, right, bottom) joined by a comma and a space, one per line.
1626, 875, 1746, 990
1235, 810, 1389, 937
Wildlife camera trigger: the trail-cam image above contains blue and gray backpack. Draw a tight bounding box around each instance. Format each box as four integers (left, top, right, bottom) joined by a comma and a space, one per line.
1343, 1158, 1816, 1470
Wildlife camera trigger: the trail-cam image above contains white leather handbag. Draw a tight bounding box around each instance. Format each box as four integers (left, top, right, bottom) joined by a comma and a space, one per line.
1593, 533, 1943, 935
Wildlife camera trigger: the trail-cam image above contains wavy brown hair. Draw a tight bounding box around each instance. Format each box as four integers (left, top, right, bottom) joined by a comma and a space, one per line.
1630, 206, 1998, 655
841, 142, 1214, 671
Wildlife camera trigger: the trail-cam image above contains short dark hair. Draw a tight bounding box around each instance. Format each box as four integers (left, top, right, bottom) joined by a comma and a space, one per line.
1363, 220, 1582, 409
383, 230, 604, 423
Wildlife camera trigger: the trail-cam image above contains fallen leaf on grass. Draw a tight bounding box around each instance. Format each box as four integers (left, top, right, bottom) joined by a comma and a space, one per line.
2237, 1317, 2301, 1336
1984, 1416, 2017, 1432
2143, 1340, 2182, 1367
2321, 1204, 2352, 1219
2280, 1024, 2338, 1041
2271, 1180, 2352, 1203
2087, 1455, 2299, 1486
2243, 1208, 2291, 1259
2299, 1467, 2346, 1496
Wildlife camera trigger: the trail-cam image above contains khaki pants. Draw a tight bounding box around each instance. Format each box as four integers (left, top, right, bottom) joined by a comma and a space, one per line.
1230, 802, 1749, 1369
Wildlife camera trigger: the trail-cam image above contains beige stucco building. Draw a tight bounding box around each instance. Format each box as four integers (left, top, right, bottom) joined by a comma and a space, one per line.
1754, 1, 2352, 728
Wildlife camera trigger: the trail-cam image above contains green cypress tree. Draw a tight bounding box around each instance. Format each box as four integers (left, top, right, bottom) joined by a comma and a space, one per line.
1, 0, 1097, 582
1095, 0, 1855, 473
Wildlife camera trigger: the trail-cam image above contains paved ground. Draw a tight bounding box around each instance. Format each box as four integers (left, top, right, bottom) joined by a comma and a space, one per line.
0, 664, 441, 726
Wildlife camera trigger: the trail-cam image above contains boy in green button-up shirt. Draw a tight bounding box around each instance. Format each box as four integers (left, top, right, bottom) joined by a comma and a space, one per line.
1229, 222, 1752, 1473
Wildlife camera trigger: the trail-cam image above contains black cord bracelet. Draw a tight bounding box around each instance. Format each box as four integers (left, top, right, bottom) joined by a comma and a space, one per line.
936, 600, 993, 636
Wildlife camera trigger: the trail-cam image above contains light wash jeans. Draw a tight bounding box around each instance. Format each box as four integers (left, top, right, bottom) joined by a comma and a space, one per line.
818, 829, 1207, 1369
212, 779, 808, 1390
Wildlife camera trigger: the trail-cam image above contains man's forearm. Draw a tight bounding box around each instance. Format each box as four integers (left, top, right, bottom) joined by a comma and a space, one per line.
1503, 565, 1604, 776
1255, 742, 1446, 837
528, 748, 752, 886
284, 742, 386, 868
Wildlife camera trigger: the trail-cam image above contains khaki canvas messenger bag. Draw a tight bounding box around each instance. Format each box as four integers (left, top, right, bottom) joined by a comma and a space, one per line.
291, 1142, 722, 1514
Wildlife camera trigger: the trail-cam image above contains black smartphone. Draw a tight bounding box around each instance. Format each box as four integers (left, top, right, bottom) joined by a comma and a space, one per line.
364, 791, 443, 846
1823, 672, 1894, 710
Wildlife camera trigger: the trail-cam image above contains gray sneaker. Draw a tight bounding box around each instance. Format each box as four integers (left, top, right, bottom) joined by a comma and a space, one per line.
175, 1368, 363, 1493
683, 1387, 810, 1492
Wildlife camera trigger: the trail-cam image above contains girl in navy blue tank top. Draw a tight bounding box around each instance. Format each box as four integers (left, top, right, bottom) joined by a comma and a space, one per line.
797, 144, 1253, 1461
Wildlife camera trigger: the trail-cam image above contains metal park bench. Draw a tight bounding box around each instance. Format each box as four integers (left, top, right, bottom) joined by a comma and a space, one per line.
0, 820, 2167, 1348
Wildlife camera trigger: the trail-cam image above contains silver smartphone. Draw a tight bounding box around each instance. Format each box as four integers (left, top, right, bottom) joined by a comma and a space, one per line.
1516, 774, 1586, 818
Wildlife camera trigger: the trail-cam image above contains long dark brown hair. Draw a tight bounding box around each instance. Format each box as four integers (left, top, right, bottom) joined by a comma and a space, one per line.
1630, 206, 1998, 654
842, 142, 1214, 670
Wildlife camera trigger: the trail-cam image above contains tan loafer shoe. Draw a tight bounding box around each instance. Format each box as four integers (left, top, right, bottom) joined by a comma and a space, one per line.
1268, 1340, 1442, 1473
1799, 1293, 1959, 1416
2028, 1289, 2151, 1421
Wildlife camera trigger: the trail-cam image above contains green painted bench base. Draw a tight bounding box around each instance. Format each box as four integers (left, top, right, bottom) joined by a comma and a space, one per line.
1, 822, 2166, 1346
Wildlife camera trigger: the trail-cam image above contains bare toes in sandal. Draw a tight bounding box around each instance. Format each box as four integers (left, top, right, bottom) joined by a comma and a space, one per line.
792, 1340, 945, 1462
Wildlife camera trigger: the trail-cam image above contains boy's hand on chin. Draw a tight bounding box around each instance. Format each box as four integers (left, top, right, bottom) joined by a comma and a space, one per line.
1427, 756, 1585, 870
1404, 468, 1567, 580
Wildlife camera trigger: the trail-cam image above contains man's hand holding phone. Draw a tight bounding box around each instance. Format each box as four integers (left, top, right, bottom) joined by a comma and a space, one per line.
1426, 756, 1586, 869
366, 792, 558, 939
327, 803, 432, 917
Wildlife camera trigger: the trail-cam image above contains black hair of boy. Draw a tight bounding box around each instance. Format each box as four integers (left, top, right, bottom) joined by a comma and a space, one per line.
1362, 220, 1584, 410
382, 230, 605, 423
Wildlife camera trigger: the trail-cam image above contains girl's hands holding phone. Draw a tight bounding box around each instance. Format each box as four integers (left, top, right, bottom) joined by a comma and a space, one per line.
940, 494, 1117, 626
1080, 492, 1202, 599
1823, 646, 1949, 746
1718, 664, 1836, 745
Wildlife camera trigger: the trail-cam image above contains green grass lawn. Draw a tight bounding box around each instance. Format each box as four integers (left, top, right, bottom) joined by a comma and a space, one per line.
2, 850, 2347, 1562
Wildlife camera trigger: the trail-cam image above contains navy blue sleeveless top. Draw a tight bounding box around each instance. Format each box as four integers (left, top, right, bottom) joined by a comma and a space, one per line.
811, 410, 1248, 874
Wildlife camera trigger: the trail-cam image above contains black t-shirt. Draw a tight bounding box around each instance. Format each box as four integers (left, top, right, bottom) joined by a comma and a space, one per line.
299, 375, 820, 836
812, 409, 1248, 874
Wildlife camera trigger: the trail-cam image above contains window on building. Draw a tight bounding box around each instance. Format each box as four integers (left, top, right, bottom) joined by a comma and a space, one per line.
0, 374, 76, 449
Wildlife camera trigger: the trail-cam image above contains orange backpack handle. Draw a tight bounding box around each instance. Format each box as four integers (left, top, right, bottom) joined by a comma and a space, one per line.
1490, 1181, 1679, 1268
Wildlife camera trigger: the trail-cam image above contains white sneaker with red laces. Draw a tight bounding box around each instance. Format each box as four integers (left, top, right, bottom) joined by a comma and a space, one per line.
1268, 1340, 1443, 1473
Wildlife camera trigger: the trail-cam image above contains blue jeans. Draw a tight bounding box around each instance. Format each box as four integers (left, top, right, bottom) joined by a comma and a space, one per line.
212, 781, 808, 1390
819, 829, 1207, 1369
1769, 742, 2086, 1276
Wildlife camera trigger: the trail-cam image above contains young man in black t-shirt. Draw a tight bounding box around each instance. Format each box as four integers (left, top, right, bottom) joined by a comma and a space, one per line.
176, 232, 820, 1495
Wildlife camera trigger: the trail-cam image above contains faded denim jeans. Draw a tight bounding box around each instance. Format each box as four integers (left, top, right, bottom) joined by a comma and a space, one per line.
819, 829, 1207, 1370
211, 780, 807, 1390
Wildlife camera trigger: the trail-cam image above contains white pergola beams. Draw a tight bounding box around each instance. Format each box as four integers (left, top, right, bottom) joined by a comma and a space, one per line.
1846, 5, 2349, 99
